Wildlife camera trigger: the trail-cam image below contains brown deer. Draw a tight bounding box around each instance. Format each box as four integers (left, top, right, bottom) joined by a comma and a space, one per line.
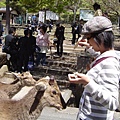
0, 72, 36, 98
0, 76, 63, 120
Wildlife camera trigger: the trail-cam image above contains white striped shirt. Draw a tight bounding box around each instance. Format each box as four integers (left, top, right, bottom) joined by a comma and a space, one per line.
77, 50, 120, 120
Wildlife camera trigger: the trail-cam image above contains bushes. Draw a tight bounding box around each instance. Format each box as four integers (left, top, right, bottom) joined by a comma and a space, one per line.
61, 13, 80, 23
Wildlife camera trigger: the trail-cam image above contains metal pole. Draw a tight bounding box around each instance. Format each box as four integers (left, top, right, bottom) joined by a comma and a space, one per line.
6, 0, 10, 35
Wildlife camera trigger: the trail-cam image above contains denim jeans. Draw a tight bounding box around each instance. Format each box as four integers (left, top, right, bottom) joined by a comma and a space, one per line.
36, 53, 46, 66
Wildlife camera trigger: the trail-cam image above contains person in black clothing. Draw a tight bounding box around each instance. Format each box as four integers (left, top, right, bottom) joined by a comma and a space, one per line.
48, 19, 53, 32
9, 27, 19, 72
54, 23, 65, 57
9, 37, 19, 72
28, 30, 36, 67
10, 27, 19, 72
77, 19, 84, 39
3, 28, 15, 54
3, 27, 18, 71
17, 29, 30, 73
0, 20, 3, 45
71, 21, 77, 45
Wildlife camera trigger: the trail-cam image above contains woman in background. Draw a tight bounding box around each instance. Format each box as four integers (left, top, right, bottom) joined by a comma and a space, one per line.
36, 24, 49, 66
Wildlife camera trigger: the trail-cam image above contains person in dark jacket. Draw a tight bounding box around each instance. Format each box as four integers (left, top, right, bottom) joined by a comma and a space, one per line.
28, 29, 36, 67
71, 21, 77, 45
9, 27, 19, 72
77, 19, 84, 39
9, 37, 19, 72
54, 23, 65, 57
0, 20, 4, 45
17, 29, 30, 73
4, 28, 15, 54
3, 27, 18, 71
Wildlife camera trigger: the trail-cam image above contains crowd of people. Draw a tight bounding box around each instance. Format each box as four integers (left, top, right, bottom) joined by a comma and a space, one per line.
2, 27, 34, 72
0, 19, 66, 72
1, 1, 111, 73
1, 17, 85, 73
2, 23, 50, 73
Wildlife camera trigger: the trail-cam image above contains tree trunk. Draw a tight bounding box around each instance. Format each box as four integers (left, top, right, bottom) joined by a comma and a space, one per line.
73, 6, 77, 23
44, 9, 46, 23
6, 0, 10, 35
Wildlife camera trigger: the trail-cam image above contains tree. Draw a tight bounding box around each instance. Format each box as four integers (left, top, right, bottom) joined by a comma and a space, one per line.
101, 0, 120, 16
0, 0, 6, 7
3, 0, 120, 24
64, 0, 81, 22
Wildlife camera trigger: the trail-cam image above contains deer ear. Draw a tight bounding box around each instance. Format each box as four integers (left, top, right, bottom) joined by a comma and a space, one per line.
35, 82, 47, 91
45, 76, 50, 80
49, 75, 55, 85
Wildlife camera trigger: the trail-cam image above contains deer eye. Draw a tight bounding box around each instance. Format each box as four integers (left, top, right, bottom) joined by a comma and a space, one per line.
52, 90, 57, 95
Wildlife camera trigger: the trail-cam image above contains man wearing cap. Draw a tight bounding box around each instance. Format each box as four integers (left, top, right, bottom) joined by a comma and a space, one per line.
68, 16, 120, 120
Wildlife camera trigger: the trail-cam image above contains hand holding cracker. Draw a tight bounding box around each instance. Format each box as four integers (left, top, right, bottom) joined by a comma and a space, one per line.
74, 37, 90, 49
68, 72, 90, 85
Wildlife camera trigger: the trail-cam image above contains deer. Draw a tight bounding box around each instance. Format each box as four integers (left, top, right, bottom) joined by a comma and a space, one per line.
0, 76, 63, 120
0, 71, 36, 98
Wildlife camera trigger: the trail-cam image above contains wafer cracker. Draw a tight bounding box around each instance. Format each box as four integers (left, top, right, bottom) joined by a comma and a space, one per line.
74, 36, 83, 49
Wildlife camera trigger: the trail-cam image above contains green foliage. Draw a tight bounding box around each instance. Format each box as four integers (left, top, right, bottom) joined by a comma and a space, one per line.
0, 0, 6, 7
8, 0, 70, 14
1, 0, 120, 22
61, 12, 80, 23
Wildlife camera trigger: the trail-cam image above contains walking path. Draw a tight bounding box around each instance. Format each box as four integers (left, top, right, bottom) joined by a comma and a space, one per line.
37, 107, 120, 120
